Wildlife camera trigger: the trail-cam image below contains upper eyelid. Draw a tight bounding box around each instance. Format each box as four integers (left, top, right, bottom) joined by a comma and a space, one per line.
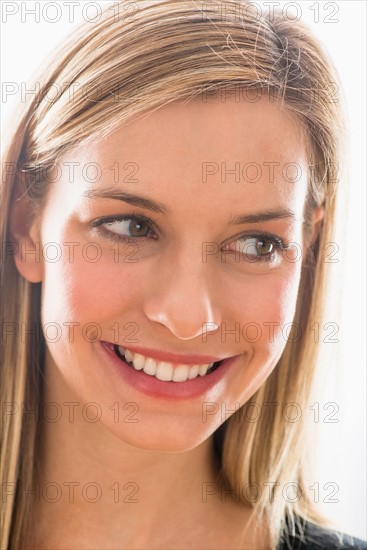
91, 219, 290, 250
92, 214, 289, 248
91, 212, 158, 232
221, 227, 289, 249
91, 213, 153, 226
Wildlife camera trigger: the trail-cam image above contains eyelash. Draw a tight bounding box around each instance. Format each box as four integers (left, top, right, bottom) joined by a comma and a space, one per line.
226, 233, 288, 263
91, 210, 157, 241
90, 212, 289, 263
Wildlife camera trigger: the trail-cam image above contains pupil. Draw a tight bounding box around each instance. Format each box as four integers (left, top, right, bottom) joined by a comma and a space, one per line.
257, 241, 273, 255
130, 220, 148, 237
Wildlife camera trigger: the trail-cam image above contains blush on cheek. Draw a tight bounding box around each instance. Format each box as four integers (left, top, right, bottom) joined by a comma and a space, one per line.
41, 251, 147, 341
244, 267, 301, 353
265, 272, 303, 354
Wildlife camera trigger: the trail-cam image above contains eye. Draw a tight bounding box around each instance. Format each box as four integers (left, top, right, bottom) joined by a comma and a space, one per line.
237, 237, 275, 257
103, 218, 150, 238
91, 213, 157, 241
224, 233, 286, 263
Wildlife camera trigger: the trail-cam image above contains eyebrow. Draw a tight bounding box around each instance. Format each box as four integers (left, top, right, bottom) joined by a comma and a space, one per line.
83, 187, 298, 224
229, 208, 298, 225
83, 187, 169, 215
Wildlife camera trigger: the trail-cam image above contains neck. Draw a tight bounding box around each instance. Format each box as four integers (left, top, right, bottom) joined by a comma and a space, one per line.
26, 353, 227, 548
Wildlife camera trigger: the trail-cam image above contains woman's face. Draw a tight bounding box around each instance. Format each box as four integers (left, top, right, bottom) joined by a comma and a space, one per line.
17, 96, 322, 452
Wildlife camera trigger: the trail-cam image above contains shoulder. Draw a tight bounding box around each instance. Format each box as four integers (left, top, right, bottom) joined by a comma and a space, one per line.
277, 518, 367, 549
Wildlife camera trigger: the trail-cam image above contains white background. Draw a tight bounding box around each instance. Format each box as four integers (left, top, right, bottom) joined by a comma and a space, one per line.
1, 0, 366, 540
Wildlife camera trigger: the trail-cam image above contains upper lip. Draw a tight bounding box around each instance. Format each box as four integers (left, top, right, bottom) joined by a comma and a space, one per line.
109, 342, 238, 365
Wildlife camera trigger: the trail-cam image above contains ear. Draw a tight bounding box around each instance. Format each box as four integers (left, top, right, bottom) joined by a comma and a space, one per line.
9, 185, 43, 283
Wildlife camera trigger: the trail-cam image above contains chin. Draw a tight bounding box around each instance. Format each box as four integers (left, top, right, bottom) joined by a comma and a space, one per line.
105, 420, 217, 454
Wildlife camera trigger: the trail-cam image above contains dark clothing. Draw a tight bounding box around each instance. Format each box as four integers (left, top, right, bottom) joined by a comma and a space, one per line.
277, 518, 367, 549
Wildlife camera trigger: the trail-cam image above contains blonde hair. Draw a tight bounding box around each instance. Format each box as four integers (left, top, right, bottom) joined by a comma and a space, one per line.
1, 1, 345, 548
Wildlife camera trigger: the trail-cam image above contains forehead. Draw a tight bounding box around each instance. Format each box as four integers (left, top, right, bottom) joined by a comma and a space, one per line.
87, 95, 307, 165
51, 96, 309, 213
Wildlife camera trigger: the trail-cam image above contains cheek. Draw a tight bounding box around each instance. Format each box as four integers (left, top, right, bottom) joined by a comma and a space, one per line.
40, 243, 149, 334
220, 263, 302, 355
210, 264, 303, 409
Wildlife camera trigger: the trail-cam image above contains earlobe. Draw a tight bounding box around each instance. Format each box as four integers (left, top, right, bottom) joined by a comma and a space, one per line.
9, 189, 43, 284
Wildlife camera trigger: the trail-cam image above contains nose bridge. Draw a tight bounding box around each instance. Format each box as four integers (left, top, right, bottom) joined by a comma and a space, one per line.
142, 247, 221, 340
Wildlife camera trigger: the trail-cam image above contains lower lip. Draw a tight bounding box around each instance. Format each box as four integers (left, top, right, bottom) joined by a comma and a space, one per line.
98, 341, 241, 400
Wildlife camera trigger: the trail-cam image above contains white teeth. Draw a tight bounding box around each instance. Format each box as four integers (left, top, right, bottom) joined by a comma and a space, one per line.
172, 365, 189, 382
118, 345, 126, 356
132, 353, 145, 370
199, 364, 210, 376
116, 345, 215, 382
143, 357, 157, 376
155, 362, 174, 381
124, 348, 133, 363
188, 365, 199, 379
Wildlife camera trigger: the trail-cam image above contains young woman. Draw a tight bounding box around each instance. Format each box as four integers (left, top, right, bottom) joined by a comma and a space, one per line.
1, 1, 366, 548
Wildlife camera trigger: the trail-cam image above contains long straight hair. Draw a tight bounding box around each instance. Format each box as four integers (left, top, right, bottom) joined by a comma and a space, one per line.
1, 1, 344, 548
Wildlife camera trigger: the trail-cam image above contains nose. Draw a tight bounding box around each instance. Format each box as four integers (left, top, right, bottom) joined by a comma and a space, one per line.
142, 256, 222, 340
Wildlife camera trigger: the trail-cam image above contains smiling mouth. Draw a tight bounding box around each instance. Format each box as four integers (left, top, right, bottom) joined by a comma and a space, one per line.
113, 344, 223, 382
